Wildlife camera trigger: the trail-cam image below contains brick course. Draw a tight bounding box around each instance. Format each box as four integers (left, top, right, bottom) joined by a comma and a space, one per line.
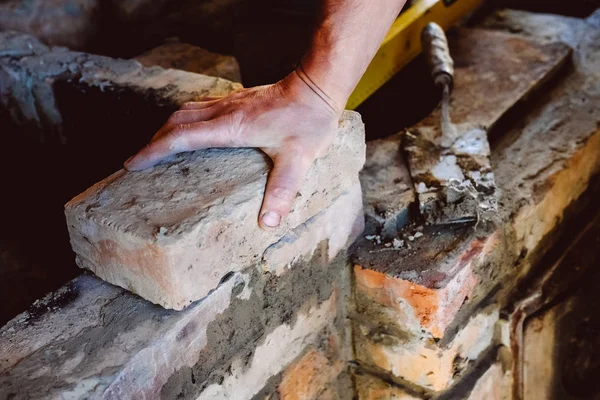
355, 309, 499, 391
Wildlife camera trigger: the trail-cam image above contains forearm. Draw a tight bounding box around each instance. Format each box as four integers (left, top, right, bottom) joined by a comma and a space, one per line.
298, 0, 407, 112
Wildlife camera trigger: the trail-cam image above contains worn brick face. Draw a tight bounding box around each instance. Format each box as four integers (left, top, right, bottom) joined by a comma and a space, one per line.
467, 363, 512, 400
65, 113, 365, 309
355, 373, 421, 400
278, 346, 344, 400
355, 309, 499, 391
354, 261, 476, 338
353, 233, 498, 339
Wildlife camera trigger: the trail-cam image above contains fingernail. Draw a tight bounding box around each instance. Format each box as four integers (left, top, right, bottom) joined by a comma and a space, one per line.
261, 211, 281, 228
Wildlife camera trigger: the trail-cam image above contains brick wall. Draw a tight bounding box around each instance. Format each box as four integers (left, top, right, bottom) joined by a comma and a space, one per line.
1, 7, 600, 400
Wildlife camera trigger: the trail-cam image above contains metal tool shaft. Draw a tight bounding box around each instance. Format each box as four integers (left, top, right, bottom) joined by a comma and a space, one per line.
422, 22, 457, 147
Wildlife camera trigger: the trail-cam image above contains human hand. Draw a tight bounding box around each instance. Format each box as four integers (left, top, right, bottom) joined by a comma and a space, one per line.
124, 69, 343, 230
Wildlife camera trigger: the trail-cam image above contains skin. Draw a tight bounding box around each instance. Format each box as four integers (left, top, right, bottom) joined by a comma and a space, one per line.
125, 0, 408, 230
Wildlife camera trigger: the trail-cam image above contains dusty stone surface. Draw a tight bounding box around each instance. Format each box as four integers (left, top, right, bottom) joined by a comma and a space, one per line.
355, 308, 499, 391
0, 246, 352, 399
404, 28, 571, 224
134, 40, 242, 83
483, 9, 600, 275
0, 31, 240, 143
65, 112, 365, 309
0, 0, 99, 50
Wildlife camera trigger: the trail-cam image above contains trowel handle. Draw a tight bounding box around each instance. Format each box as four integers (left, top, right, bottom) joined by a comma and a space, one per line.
421, 22, 454, 90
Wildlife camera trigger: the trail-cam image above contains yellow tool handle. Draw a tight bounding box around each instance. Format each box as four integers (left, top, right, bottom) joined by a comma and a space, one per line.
346, 0, 482, 109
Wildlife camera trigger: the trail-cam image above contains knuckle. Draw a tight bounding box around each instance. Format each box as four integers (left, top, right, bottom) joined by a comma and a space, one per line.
285, 140, 316, 164
169, 123, 190, 137
169, 110, 186, 122
181, 102, 195, 109
269, 186, 297, 203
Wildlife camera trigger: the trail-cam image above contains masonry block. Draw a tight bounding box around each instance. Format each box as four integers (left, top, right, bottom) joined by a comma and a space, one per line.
65, 112, 364, 309
0, 31, 240, 143
354, 372, 422, 400
355, 309, 499, 391
467, 362, 512, 400
1, 244, 352, 399
262, 183, 364, 276
354, 232, 497, 338
277, 345, 345, 400
134, 41, 242, 83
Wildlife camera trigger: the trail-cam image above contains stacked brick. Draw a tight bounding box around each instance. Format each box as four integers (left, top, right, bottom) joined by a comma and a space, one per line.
1, 8, 600, 400
351, 10, 600, 400
0, 32, 366, 399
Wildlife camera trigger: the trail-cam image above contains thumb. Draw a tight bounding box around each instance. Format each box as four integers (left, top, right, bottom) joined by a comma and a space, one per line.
259, 150, 313, 230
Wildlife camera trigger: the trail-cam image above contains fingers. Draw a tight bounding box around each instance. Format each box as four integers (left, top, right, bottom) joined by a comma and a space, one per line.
259, 150, 313, 230
149, 108, 221, 142
125, 117, 240, 171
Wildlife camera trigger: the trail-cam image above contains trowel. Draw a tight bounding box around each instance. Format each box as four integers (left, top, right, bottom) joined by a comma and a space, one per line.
403, 22, 497, 226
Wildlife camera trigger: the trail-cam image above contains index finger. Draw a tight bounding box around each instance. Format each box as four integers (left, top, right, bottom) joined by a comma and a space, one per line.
124, 118, 241, 171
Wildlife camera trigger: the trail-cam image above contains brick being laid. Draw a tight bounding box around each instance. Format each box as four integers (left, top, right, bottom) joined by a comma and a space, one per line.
65, 111, 365, 309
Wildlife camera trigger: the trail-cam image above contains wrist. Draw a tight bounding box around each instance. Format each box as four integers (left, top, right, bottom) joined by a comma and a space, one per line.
280, 67, 345, 117
299, 41, 360, 111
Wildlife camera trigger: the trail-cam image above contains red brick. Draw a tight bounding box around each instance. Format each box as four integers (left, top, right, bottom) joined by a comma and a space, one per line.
278, 346, 344, 400
355, 373, 422, 400
355, 309, 498, 391
467, 363, 512, 400
354, 234, 498, 338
